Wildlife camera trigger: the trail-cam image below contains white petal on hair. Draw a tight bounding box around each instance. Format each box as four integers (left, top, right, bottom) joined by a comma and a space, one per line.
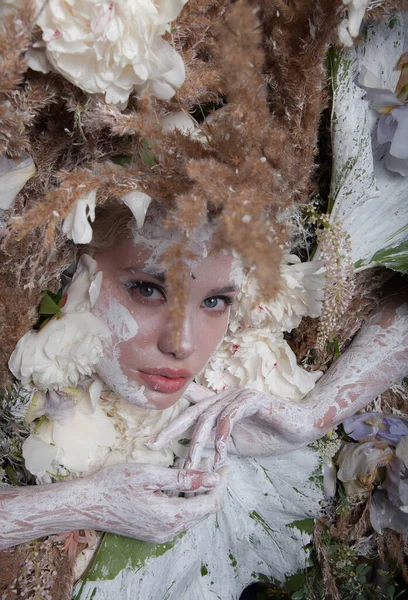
62, 189, 97, 244
0, 154, 36, 210
121, 190, 152, 229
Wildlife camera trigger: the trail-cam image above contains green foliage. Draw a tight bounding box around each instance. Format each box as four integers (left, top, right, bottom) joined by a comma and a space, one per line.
0, 385, 34, 487
35, 288, 66, 329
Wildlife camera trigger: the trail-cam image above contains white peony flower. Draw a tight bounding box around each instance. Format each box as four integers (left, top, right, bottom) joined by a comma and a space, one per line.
203, 329, 320, 402
9, 255, 111, 390
229, 256, 324, 334
23, 382, 116, 478
62, 189, 97, 244
0, 154, 35, 210
100, 391, 190, 468
26, 0, 187, 104
23, 378, 190, 478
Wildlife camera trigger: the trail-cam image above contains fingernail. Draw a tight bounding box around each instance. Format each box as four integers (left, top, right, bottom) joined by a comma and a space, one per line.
201, 472, 220, 488
145, 436, 158, 448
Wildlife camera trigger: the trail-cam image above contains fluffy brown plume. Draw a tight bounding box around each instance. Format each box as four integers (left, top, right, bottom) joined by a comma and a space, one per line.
0, 0, 347, 361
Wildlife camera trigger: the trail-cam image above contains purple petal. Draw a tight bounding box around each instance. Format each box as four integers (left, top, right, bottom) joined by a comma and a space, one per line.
45, 390, 76, 421
377, 114, 397, 145
343, 412, 408, 445
389, 106, 408, 159
385, 151, 408, 176
370, 490, 408, 534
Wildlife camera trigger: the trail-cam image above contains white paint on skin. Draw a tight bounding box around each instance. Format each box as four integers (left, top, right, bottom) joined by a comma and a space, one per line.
94, 297, 150, 407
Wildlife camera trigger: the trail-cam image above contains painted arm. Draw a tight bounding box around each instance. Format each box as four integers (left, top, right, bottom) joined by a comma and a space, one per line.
0, 463, 228, 550
148, 293, 408, 467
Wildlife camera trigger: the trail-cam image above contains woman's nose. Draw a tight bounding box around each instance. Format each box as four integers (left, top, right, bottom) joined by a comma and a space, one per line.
158, 312, 197, 359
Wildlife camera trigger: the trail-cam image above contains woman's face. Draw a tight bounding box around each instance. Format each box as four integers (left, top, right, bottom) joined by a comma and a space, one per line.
93, 231, 240, 409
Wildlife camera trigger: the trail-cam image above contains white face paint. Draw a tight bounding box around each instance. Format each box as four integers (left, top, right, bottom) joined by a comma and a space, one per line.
93, 216, 241, 409
94, 297, 149, 407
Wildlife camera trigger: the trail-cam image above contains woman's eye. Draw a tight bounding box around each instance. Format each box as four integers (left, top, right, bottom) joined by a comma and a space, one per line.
124, 281, 165, 302
202, 296, 233, 312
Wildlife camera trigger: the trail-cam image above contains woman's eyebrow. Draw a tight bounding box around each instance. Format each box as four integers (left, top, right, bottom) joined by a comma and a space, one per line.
122, 267, 167, 284
207, 285, 239, 295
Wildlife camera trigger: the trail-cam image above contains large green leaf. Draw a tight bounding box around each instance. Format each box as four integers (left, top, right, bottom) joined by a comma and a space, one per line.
73, 450, 323, 600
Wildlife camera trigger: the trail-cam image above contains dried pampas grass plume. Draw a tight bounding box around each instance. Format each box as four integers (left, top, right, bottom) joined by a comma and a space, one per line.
0, 0, 347, 364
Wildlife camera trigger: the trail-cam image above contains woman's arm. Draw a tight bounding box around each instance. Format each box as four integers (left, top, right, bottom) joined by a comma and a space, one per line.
148, 293, 408, 465
0, 463, 227, 549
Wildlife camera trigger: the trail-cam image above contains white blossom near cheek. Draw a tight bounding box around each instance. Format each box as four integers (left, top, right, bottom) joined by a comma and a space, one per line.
9, 314, 111, 390
229, 256, 324, 334
62, 189, 97, 244
27, 0, 187, 104
9, 255, 111, 390
203, 329, 319, 402
0, 154, 36, 210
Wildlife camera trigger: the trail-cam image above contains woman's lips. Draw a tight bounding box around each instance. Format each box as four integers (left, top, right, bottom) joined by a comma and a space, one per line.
137, 368, 192, 394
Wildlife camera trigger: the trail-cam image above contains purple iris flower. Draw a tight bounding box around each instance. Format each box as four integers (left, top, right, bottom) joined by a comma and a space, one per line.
343, 412, 408, 446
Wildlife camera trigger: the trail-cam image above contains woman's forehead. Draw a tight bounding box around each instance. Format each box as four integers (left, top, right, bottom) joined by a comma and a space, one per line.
97, 235, 243, 286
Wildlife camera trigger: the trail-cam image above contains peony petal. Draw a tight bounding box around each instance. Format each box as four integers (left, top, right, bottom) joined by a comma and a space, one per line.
22, 434, 59, 477
161, 111, 196, 134
63, 254, 99, 313
121, 190, 152, 229
0, 154, 36, 210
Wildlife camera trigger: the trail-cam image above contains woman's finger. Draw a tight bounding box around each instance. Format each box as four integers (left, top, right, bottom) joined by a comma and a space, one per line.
185, 396, 233, 470
214, 392, 266, 464
145, 395, 219, 450
144, 467, 220, 493
173, 466, 230, 525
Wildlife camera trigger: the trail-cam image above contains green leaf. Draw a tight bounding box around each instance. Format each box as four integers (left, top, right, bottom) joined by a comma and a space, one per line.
291, 591, 305, 599
141, 140, 158, 168
77, 532, 184, 583
111, 154, 133, 166
286, 518, 314, 535
39, 290, 62, 316
387, 585, 396, 599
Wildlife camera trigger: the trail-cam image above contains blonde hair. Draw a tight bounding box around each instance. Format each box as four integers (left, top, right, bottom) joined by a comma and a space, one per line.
85, 202, 137, 252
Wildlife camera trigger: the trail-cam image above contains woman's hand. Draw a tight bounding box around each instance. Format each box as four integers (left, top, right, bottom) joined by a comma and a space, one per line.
0, 463, 228, 549
147, 389, 273, 469
86, 463, 229, 543
147, 292, 408, 466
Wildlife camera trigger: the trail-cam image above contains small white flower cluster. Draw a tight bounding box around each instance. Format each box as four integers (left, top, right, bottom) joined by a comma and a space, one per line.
9, 255, 111, 391
316, 220, 355, 351
27, 0, 187, 105
203, 255, 325, 402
